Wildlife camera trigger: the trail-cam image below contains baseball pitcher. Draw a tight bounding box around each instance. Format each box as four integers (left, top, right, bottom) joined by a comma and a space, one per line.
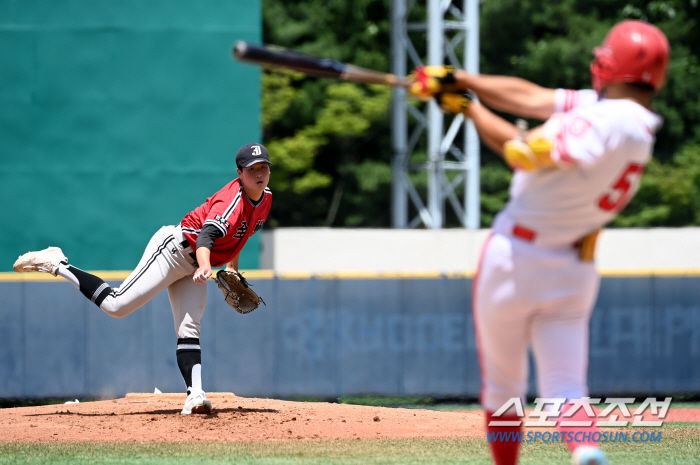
14, 143, 273, 415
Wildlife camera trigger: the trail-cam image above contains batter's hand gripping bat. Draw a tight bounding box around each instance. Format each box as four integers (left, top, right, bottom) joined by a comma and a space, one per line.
233, 41, 410, 88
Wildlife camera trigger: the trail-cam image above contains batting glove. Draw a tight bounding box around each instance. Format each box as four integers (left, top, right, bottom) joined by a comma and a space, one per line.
435, 92, 473, 115
407, 65, 457, 99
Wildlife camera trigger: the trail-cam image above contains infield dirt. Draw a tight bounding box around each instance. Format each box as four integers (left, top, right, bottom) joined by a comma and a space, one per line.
1, 393, 697, 443
0, 393, 482, 442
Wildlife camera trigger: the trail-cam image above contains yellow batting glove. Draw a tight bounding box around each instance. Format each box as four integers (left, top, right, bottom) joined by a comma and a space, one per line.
529, 138, 555, 167
504, 139, 540, 171
407, 65, 457, 99
503, 138, 554, 171
435, 92, 473, 115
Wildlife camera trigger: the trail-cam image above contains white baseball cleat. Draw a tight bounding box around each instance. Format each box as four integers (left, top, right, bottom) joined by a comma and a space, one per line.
572, 446, 609, 465
13, 247, 67, 277
180, 389, 212, 415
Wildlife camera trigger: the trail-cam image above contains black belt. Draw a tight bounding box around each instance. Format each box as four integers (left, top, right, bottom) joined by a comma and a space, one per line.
180, 240, 198, 265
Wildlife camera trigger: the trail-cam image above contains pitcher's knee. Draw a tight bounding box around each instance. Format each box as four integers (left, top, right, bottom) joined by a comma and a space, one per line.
99, 299, 136, 318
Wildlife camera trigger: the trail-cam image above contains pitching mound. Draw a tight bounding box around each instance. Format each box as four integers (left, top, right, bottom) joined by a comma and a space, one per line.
0, 393, 484, 442
3, 393, 698, 443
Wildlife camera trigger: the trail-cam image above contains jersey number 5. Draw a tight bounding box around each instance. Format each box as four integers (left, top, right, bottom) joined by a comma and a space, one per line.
598, 162, 645, 212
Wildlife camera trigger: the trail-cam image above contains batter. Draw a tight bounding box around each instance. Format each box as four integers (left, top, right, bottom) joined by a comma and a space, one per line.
409, 20, 669, 465
14, 143, 272, 415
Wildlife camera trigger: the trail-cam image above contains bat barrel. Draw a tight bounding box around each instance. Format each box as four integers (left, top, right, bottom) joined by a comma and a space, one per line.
233, 41, 410, 88
233, 41, 345, 79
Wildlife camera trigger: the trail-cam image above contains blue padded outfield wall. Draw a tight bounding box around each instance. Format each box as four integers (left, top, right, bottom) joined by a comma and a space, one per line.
1, 275, 699, 399
0, 0, 263, 271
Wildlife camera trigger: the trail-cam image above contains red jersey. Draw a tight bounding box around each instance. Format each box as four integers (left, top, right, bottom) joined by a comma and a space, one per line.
180, 179, 272, 268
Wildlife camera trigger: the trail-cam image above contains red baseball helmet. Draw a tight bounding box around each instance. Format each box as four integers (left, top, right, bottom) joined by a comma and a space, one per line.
590, 20, 670, 93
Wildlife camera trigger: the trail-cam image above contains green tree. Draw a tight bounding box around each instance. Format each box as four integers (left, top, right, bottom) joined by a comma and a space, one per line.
262, 0, 394, 227
263, 75, 392, 227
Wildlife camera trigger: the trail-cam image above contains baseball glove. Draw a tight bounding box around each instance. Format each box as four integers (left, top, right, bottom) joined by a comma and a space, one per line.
215, 270, 265, 314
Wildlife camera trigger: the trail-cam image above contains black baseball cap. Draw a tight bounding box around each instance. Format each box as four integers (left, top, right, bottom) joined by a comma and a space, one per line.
236, 143, 272, 169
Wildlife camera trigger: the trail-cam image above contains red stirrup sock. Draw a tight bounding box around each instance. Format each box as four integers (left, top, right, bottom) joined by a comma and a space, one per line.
557, 403, 600, 452
485, 411, 523, 465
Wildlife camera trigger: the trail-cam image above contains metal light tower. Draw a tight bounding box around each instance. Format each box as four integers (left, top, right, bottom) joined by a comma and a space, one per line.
391, 0, 480, 229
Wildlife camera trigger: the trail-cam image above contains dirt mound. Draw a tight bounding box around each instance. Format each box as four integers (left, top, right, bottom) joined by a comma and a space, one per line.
0, 393, 484, 442
3, 393, 697, 443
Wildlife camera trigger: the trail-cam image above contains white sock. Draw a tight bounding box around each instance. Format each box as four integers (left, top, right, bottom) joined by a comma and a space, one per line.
191, 364, 203, 393
56, 263, 80, 289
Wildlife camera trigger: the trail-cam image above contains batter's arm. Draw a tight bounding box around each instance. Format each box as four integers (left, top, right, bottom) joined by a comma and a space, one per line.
466, 100, 519, 156
466, 100, 555, 171
454, 71, 557, 121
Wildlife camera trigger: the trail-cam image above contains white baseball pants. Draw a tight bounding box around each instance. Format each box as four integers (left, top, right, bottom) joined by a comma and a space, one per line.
99, 225, 207, 339
473, 232, 600, 413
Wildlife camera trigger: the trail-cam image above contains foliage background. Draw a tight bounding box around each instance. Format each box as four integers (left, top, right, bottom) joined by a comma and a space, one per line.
261, 0, 700, 228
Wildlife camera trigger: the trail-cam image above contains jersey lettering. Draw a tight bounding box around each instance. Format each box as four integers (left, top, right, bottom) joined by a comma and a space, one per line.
252, 220, 264, 235
233, 220, 248, 238
597, 162, 645, 212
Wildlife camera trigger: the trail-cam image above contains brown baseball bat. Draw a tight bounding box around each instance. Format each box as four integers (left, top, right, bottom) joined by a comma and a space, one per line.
233, 41, 410, 88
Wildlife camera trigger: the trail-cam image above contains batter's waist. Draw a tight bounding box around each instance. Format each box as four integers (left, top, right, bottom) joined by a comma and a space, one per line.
493, 215, 600, 261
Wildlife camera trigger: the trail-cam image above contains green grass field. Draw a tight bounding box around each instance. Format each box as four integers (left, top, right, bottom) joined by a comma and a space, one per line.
1, 425, 699, 465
